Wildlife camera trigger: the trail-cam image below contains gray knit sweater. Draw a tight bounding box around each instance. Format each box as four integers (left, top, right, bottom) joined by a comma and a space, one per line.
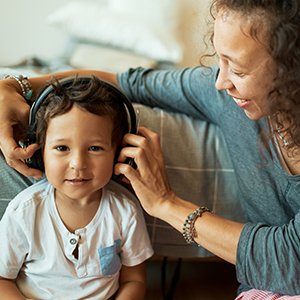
118, 66, 300, 295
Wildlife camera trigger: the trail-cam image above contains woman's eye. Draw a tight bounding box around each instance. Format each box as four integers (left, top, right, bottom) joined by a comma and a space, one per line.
231, 69, 245, 77
89, 146, 103, 152
55, 145, 68, 151
235, 72, 245, 77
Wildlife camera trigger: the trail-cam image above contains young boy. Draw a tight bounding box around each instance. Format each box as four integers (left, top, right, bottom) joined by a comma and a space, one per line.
0, 76, 153, 300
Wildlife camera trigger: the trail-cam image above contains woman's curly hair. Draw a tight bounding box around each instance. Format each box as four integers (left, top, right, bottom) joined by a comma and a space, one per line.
207, 0, 300, 154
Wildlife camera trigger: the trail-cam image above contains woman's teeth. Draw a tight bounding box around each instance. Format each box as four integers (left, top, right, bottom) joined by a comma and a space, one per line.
233, 97, 248, 104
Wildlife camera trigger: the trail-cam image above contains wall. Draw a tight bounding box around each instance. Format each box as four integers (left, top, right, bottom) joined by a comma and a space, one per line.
178, 0, 213, 66
0, 0, 72, 66
0, 0, 213, 67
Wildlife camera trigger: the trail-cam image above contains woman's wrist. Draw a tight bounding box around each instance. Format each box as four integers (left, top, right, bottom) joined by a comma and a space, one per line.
155, 194, 199, 231
153, 191, 180, 219
4, 75, 33, 104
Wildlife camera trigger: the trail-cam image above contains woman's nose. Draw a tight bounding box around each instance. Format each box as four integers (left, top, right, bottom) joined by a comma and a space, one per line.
215, 65, 234, 91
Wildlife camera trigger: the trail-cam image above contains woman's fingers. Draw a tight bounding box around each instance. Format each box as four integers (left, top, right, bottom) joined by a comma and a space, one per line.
1, 140, 42, 179
0, 85, 42, 177
121, 127, 164, 165
115, 127, 174, 215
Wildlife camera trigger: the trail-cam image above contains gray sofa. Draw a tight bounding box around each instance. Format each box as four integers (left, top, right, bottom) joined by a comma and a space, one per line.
0, 103, 245, 258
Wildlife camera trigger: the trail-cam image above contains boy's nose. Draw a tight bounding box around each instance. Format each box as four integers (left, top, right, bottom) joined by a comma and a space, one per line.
69, 152, 87, 170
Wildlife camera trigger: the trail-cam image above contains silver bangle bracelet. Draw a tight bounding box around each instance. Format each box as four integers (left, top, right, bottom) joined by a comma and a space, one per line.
5, 74, 33, 103
182, 206, 211, 245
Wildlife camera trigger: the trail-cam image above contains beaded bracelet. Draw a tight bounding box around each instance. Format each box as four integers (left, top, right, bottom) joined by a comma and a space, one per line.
5, 75, 33, 103
182, 206, 211, 245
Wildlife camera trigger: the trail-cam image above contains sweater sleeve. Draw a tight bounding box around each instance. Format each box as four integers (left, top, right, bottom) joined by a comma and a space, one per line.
236, 213, 300, 295
117, 66, 230, 124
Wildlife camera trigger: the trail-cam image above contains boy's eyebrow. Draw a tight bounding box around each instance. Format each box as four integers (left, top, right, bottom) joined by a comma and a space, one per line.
47, 138, 68, 142
47, 137, 112, 145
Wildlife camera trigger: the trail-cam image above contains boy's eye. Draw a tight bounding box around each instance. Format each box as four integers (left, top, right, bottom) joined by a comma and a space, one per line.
89, 146, 103, 152
55, 145, 68, 151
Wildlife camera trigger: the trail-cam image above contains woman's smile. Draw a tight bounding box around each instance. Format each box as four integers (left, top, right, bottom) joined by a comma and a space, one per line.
232, 96, 251, 108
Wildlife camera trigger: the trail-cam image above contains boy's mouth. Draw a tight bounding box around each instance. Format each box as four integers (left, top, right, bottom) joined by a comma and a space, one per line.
66, 178, 89, 183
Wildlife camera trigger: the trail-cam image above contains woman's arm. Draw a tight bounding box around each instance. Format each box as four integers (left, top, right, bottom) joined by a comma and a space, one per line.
27, 69, 117, 93
115, 126, 244, 264
115, 263, 146, 300
0, 69, 117, 177
157, 197, 244, 264
0, 277, 25, 300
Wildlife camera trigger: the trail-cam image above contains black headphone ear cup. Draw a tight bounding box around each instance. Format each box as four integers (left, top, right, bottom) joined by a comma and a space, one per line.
24, 138, 44, 172
24, 125, 44, 171
28, 149, 44, 172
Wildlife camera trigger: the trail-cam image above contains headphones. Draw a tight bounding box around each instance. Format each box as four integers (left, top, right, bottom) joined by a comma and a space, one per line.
25, 76, 137, 172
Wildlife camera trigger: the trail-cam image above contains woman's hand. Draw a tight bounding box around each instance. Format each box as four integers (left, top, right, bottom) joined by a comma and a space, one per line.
0, 79, 42, 178
115, 126, 176, 216
115, 127, 244, 263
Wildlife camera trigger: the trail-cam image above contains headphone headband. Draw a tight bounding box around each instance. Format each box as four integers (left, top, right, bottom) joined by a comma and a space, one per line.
28, 76, 137, 133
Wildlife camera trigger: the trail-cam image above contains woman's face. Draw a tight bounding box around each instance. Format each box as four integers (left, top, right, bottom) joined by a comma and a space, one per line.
214, 10, 275, 120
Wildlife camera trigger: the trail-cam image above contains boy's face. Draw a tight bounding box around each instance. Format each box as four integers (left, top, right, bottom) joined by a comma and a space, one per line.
43, 105, 116, 203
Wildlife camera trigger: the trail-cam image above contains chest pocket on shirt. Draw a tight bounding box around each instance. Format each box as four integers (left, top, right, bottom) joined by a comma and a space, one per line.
98, 239, 121, 276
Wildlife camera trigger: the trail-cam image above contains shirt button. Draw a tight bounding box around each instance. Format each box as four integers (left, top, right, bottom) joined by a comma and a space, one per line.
70, 238, 77, 245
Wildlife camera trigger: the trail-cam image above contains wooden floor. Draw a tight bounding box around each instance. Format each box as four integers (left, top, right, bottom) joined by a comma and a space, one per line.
145, 258, 239, 300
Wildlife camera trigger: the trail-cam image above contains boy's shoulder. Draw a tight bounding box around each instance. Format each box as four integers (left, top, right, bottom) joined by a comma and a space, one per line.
104, 180, 140, 210
7, 178, 51, 214
105, 180, 135, 197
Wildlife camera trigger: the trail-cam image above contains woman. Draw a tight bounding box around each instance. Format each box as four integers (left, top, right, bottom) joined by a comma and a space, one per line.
0, 0, 299, 298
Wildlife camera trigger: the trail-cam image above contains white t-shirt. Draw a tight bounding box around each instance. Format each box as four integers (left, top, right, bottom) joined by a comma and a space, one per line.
0, 179, 153, 300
